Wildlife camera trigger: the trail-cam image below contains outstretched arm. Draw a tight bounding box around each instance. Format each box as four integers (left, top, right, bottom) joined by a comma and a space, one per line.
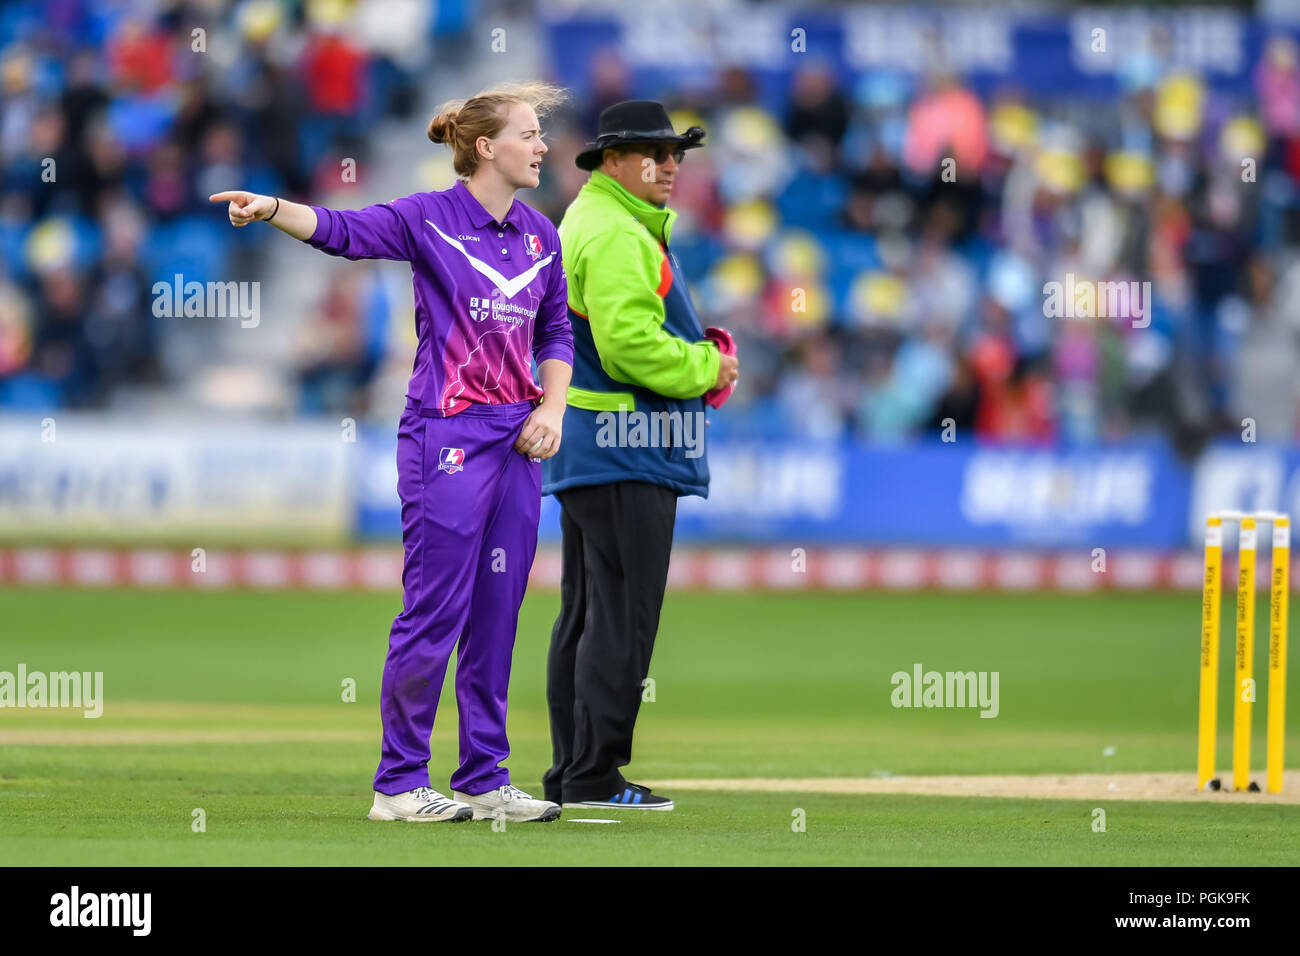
210, 191, 317, 240
210, 191, 415, 261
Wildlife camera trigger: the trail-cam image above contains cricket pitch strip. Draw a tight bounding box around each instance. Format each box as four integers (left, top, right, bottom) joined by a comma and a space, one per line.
646, 772, 1300, 804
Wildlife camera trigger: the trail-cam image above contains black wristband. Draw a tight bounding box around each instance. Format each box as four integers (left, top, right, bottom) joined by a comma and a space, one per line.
267, 197, 280, 222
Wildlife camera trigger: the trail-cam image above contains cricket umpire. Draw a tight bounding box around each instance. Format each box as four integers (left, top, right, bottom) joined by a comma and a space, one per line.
542, 101, 740, 810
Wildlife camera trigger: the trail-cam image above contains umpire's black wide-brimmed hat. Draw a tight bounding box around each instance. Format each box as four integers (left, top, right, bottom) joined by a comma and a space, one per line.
575, 100, 705, 171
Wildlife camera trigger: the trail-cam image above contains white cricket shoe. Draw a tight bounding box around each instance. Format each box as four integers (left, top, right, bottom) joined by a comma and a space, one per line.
367, 786, 474, 822
451, 784, 562, 822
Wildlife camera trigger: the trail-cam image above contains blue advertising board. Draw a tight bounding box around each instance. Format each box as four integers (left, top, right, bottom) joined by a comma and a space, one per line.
355, 431, 1300, 549
541, 4, 1294, 106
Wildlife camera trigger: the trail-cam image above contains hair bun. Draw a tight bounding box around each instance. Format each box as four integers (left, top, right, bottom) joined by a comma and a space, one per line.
427, 107, 460, 145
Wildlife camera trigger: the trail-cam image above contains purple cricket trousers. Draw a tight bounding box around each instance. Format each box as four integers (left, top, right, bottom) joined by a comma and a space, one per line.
374, 398, 541, 796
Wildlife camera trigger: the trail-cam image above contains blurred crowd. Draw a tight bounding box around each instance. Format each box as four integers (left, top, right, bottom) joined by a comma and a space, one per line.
0, 0, 470, 409
2, 1, 1299, 454
529, 43, 1300, 452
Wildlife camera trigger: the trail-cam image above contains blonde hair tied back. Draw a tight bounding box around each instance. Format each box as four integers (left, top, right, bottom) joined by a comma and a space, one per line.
427, 82, 569, 177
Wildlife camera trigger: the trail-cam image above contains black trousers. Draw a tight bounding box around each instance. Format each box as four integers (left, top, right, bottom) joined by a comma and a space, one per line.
542, 480, 677, 803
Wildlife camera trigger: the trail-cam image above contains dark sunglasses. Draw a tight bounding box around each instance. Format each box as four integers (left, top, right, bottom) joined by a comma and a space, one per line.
620, 143, 686, 165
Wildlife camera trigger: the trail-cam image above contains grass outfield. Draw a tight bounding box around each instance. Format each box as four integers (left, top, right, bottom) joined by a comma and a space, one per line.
1, 588, 1297, 865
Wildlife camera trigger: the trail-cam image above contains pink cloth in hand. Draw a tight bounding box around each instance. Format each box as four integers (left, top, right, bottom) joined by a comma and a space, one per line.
703, 326, 736, 409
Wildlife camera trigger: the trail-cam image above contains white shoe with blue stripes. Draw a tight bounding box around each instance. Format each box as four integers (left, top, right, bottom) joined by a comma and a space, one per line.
564, 783, 674, 810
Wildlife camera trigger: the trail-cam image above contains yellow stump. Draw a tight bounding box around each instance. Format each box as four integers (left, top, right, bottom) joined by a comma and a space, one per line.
1268, 516, 1289, 794
1233, 517, 1257, 791
1198, 516, 1222, 790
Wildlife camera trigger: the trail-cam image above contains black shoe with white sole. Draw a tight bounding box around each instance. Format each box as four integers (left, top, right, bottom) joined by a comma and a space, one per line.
564, 783, 674, 811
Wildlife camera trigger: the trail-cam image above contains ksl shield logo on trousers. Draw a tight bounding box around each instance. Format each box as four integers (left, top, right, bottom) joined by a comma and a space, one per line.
439, 447, 465, 474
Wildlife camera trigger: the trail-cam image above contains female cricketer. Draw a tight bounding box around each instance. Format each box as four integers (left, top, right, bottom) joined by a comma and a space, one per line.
211, 83, 574, 824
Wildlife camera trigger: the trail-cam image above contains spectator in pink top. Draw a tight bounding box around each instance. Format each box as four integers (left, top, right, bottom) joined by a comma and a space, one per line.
1255, 35, 1300, 140
903, 73, 988, 179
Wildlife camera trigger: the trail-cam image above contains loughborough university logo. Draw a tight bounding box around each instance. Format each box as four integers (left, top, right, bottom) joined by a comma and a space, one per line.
439, 447, 465, 475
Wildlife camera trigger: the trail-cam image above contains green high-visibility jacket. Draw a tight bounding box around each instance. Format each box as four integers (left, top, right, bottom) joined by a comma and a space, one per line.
542, 170, 720, 498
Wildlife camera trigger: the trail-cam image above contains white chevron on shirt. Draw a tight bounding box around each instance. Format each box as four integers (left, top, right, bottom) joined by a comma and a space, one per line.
425, 220, 554, 298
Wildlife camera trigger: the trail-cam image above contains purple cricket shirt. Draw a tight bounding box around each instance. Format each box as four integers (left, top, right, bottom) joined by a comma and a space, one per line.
306, 180, 574, 416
